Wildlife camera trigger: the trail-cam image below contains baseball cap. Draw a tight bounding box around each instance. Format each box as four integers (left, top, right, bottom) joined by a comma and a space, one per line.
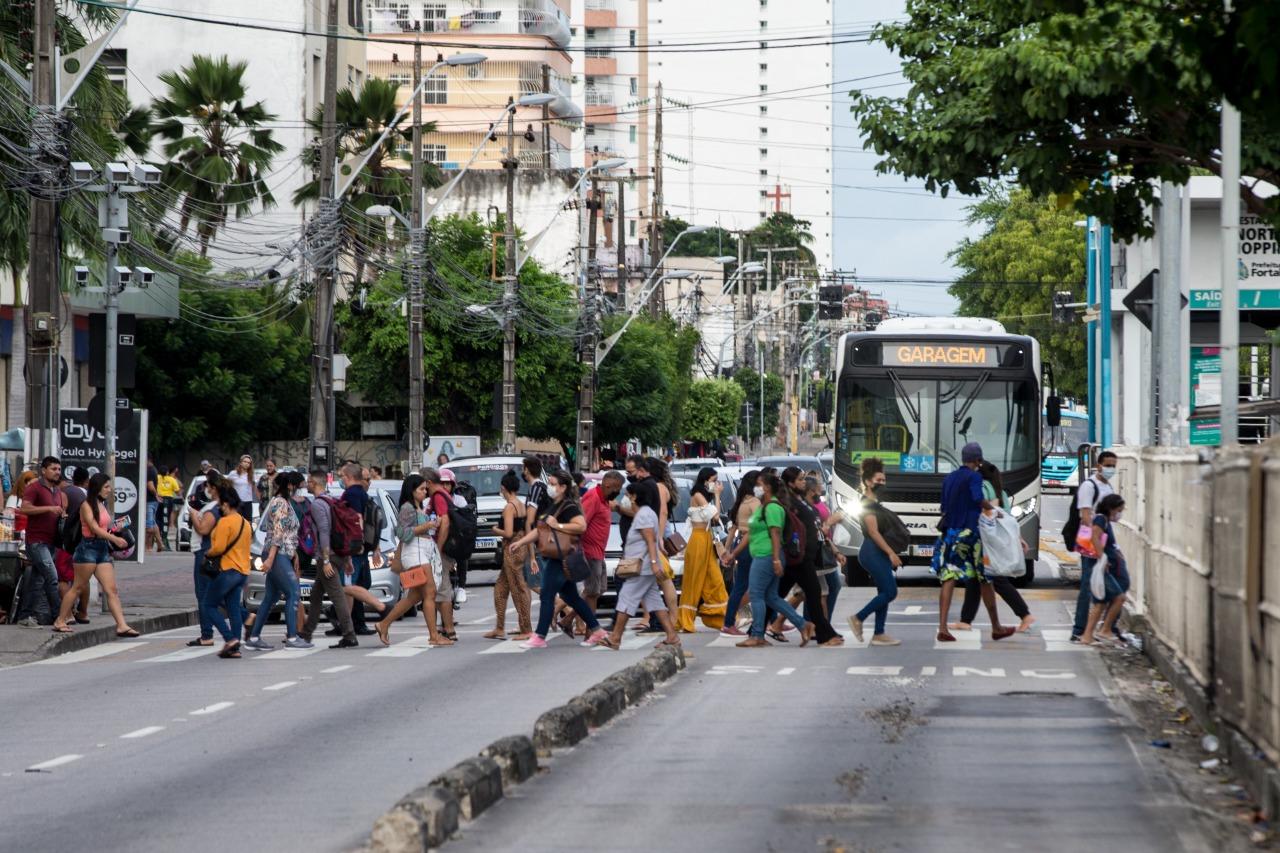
200, 459, 210, 467
439, 468, 457, 484
961, 442, 984, 463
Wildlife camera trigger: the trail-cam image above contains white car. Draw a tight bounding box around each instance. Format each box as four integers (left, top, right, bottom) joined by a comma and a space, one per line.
440, 456, 548, 568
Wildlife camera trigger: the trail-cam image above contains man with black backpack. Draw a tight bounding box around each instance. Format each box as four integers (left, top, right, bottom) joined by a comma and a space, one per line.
298, 469, 358, 649
1069, 450, 1118, 643
337, 462, 376, 636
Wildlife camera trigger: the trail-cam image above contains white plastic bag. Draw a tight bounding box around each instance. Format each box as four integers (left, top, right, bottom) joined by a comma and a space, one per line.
978, 510, 1025, 577
1089, 552, 1110, 601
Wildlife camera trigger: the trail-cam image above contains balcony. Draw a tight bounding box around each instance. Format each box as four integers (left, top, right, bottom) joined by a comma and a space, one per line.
584, 86, 616, 123
365, 1, 571, 49
368, 59, 578, 122
584, 46, 616, 76
584, 0, 616, 28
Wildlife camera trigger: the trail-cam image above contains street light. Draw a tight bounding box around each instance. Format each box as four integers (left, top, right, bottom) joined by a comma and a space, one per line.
364, 204, 411, 229
465, 303, 501, 322
721, 261, 764, 295
638, 225, 709, 295
595, 269, 696, 366
517, 156, 627, 273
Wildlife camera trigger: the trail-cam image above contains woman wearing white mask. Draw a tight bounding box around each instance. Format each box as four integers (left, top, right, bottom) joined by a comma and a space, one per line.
718, 470, 761, 636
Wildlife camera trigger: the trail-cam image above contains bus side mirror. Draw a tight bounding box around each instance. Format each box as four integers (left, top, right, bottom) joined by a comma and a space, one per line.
1046, 396, 1062, 428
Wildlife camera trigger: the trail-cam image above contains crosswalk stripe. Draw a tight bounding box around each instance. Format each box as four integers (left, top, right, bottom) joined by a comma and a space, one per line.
36, 643, 143, 664
140, 647, 218, 663
255, 646, 325, 661
367, 636, 433, 658
934, 628, 982, 650
1042, 629, 1084, 652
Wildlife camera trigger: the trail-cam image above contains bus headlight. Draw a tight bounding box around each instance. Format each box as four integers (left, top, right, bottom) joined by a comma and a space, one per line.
1010, 497, 1037, 520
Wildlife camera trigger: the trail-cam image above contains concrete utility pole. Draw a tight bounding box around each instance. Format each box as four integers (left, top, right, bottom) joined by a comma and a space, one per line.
501, 98, 519, 451
1220, 31, 1241, 445
407, 43, 426, 469
615, 179, 626, 308
26, 0, 60, 459
1157, 182, 1182, 446
541, 64, 552, 170
576, 175, 602, 469
308, 0, 341, 470
648, 82, 664, 318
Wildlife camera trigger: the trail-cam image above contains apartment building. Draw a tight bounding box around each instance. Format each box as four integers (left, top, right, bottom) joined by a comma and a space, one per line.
364, 0, 580, 170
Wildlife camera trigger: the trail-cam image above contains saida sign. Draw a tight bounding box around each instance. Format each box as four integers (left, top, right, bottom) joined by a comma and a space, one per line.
1194, 213, 1280, 309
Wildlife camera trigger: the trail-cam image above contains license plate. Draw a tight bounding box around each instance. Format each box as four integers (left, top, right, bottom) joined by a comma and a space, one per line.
475, 537, 500, 549
299, 582, 313, 597
914, 545, 934, 558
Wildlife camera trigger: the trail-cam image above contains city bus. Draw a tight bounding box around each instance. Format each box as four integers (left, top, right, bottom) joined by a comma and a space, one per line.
829, 317, 1042, 586
1041, 407, 1089, 491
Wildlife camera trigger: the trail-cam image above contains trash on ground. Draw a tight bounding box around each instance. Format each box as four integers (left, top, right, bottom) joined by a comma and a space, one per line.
1201, 734, 1220, 753
1150, 739, 1173, 749
1200, 758, 1221, 770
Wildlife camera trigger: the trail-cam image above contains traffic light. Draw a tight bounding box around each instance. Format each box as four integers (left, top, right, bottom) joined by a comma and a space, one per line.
818, 285, 843, 319
1052, 291, 1074, 323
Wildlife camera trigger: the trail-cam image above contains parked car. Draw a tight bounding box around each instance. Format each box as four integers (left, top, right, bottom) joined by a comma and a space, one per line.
242, 480, 404, 619
668, 457, 727, 478
440, 456, 547, 569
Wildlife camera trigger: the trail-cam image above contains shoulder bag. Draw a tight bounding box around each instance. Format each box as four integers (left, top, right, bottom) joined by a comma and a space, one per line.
662, 530, 687, 557
549, 525, 590, 583
200, 517, 247, 578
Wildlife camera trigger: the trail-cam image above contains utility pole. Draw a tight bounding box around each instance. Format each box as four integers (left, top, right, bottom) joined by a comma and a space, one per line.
1219, 20, 1241, 445
615, 179, 626, 309
1156, 182, 1182, 446
648, 82, 664, 318
541, 64, 551, 170
407, 43, 426, 469
309, 0, 341, 470
501, 98, 519, 451
576, 174, 602, 469
26, 0, 60, 459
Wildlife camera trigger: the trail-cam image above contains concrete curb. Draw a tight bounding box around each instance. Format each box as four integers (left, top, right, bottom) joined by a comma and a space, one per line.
362, 643, 687, 852
29, 608, 200, 662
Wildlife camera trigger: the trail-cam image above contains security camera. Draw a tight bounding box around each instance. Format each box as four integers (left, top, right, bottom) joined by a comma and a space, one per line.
135, 266, 155, 288
114, 266, 132, 285
103, 228, 130, 245
71, 162, 95, 182
74, 265, 90, 285
132, 164, 162, 185
105, 163, 130, 185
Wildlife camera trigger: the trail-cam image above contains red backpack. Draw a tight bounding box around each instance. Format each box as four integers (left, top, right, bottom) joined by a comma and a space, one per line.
319, 495, 364, 556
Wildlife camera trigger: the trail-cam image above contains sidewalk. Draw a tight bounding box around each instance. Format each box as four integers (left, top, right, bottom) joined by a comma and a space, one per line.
0, 551, 200, 667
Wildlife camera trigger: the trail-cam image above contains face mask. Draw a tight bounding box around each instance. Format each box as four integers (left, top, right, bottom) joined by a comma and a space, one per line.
548, 485, 562, 500
619, 494, 633, 511
752, 486, 765, 499
1100, 466, 1117, 480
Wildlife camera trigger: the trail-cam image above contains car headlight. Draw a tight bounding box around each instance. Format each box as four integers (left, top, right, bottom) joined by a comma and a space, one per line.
252, 556, 264, 572
1010, 497, 1037, 519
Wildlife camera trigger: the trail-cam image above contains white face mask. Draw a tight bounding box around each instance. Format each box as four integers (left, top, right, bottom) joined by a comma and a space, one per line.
548, 485, 562, 500
1100, 466, 1117, 480
619, 494, 633, 511
752, 486, 765, 499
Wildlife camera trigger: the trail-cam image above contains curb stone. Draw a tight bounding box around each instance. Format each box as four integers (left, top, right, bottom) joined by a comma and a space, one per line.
32, 608, 200, 662
359, 644, 686, 851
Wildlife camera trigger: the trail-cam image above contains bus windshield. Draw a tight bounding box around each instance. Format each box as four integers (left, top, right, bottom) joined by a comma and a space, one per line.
1042, 414, 1090, 455
836, 375, 1039, 475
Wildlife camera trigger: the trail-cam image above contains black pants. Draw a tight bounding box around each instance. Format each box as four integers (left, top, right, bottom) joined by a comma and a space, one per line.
455, 557, 468, 589
349, 553, 372, 630
778, 559, 838, 642
959, 576, 1029, 624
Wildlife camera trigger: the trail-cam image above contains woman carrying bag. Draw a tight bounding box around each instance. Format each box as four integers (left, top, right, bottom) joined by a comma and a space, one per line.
375, 475, 452, 647
675, 467, 728, 632
199, 485, 252, 659
848, 458, 908, 646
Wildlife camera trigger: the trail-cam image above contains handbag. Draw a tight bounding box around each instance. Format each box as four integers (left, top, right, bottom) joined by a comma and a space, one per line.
1089, 551, 1110, 601
400, 565, 427, 588
615, 557, 642, 578
662, 531, 687, 557
550, 527, 590, 583
200, 518, 246, 578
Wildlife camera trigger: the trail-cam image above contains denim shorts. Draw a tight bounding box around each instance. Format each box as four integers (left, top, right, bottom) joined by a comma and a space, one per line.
73, 538, 112, 565
146, 500, 159, 528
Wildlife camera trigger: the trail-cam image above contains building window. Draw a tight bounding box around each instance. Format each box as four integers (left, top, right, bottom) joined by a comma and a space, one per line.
100, 49, 127, 91
629, 221, 636, 238
586, 125, 597, 137
630, 77, 638, 95
759, 148, 768, 158
347, 0, 363, 31
759, 20, 767, 28
424, 144, 447, 164
422, 3, 446, 31
423, 71, 447, 105
387, 72, 410, 87
759, 84, 768, 93
466, 64, 485, 80
629, 30, 637, 47
759, 41, 767, 49
630, 125, 637, 143
759, 63, 767, 71
759, 169, 768, 176
760, 127, 768, 136
760, 105, 768, 115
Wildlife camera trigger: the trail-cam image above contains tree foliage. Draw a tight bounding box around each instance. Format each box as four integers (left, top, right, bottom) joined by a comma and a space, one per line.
850, 0, 1280, 238
596, 315, 699, 448
731, 368, 785, 440
150, 54, 285, 255
682, 379, 746, 443
948, 189, 1088, 398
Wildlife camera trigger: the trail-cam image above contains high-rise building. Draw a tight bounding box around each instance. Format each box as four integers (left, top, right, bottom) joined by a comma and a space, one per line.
646, 1, 835, 272
364, 0, 581, 170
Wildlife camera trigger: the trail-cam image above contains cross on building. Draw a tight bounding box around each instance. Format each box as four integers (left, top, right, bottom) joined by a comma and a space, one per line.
765, 180, 791, 213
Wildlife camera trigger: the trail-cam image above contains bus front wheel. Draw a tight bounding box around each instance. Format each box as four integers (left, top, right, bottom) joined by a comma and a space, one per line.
1013, 558, 1036, 588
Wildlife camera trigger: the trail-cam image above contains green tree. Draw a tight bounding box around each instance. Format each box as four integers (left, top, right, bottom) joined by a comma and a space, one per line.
596, 316, 682, 448
849, 0, 1280, 238
948, 188, 1088, 398
681, 379, 746, 443
294, 78, 442, 286
150, 54, 285, 255
731, 368, 785, 440
661, 216, 736, 258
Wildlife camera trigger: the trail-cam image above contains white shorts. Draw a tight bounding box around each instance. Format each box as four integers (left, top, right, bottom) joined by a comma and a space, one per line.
615, 572, 666, 617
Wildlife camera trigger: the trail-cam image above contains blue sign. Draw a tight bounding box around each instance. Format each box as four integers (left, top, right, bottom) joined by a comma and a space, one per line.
900, 454, 936, 473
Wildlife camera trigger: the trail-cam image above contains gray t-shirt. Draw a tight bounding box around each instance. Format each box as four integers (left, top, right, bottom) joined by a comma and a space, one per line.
623, 506, 658, 563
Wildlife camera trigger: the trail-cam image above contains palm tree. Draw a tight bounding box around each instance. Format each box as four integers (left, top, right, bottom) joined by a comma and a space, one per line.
294, 77, 442, 286
150, 54, 284, 256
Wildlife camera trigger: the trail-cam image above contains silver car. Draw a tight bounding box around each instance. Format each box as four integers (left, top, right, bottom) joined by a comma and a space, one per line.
242, 481, 404, 618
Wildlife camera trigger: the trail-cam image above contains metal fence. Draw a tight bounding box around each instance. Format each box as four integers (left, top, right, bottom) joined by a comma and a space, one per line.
1117, 442, 1280, 762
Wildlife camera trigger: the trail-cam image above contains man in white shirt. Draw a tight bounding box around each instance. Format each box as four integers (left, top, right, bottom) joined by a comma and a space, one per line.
1071, 450, 1117, 642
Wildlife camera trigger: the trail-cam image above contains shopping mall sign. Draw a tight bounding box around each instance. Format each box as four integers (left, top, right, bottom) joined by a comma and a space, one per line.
1191, 213, 1280, 309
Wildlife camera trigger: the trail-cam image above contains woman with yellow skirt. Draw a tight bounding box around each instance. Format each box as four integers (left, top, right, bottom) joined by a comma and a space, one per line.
676, 468, 728, 632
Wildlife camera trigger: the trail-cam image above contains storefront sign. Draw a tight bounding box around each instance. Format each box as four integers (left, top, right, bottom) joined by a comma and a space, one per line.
59, 406, 149, 560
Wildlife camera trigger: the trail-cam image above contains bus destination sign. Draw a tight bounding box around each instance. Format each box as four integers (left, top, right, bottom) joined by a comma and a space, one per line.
884, 344, 997, 367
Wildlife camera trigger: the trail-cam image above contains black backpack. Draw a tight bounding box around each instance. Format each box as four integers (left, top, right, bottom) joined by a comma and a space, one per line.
443, 482, 478, 561
60, 510, 83, 554
1060, 479, 1097, 552
780, 502, 807, 568
362, 497, 385, 552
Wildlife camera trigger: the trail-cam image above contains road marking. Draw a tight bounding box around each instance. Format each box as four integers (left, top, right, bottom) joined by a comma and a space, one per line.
954, 666, 1007, 677
26, 754, 83, 771
479, 639, 531, 654
777, 667, 796, 676
262, 681, 298, 692
1042, 629, 1083, 652
921, 666, 937, 676
320, 665, 352, 673
614, 634, 659, 651
367, 636, 433, 658
847, 666, 903, 676
189, 701, 234, 716
139, 647, 218, 663
934, 628, 981, 650
899, 605, 925, 615
709, 665, 764, 675
120, 726, 165, 739
36, 644, 142, 664
837, 629, 872, 648
1021, 669, 1077, 679
256, 646, 325, 661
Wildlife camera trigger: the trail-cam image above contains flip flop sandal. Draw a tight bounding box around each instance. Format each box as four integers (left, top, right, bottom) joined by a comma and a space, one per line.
52, 625, 74, 634
186, 638, 214, 647
116, 629, 141, 639
767, 630, 789, 643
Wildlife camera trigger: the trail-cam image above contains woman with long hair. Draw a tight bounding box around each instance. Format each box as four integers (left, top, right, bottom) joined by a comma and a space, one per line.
200, 485, 253, 658
849, 458, 903, 646
52, 473, 137, 637
375, 474, 451, 647
1080, 494, 1129, 645
5, 470, 37, 535
719, 469, 762, 636
509, 470, 610, 649
485, 470, 533, 640
228, 454, 256, 519
244, 472, 312, 650
775, 466, 842, 646
737, 473, 812, 648
675, 467, 728, 632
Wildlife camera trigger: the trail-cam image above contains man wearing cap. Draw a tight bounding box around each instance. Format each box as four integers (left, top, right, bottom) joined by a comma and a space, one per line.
424, 468, 459, 640
932, 442, 1014, 642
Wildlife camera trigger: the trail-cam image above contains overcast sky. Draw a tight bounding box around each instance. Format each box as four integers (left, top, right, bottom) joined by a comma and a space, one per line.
831, 2, 973, 316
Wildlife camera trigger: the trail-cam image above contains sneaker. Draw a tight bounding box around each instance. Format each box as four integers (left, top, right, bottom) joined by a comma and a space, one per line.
584, 629, 611, 648
285, 636, 315, 650
17, 616, 40, 628
870, 635, 901, 646
243, 637, 273, 651
720, 625, 747, 637
520, 635, 548, 650
847, 616, 865, 644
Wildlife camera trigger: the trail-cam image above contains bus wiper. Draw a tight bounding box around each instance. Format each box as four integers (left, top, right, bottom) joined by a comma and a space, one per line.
887, 370, 921, 426
953, 371, 990, 425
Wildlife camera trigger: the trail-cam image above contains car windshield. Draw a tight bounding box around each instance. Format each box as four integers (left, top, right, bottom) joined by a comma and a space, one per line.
443, 463, 527, 497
